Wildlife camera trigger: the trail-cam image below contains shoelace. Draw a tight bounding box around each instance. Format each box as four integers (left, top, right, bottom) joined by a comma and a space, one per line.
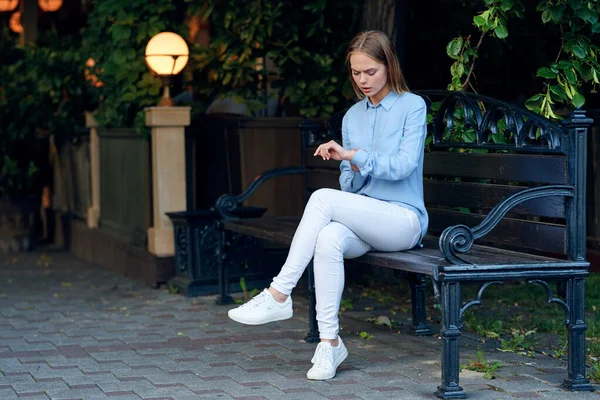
311, 343, 333, 372
238, 291, 270, 310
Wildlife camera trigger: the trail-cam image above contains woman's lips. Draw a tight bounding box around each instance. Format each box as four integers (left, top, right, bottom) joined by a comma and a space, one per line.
362, 87, 371, 93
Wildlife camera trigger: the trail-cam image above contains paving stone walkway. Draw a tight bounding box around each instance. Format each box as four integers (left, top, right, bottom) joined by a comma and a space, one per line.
0, 249, 598, 399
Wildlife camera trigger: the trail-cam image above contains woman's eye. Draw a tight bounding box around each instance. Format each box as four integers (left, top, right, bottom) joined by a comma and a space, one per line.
352, 72, 360, 75
368, 72, 375, 76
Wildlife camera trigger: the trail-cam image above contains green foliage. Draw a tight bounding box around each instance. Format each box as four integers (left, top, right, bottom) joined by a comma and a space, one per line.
238, 277, 259, 302
589, 363, 600, 382
499, 329, 537, 357
446, 1, 599, 119
167, 282, 179, 294
186, 0, 361, 118
340, 298, 354, 312
461, 350, 502, 380
357, 331, 374, 340
0, 34, 94, 198
82, 0, 185, 131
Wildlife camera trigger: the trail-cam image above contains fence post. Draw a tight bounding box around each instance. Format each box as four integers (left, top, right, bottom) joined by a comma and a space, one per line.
85, 112, 101, 229
145, 107, 191, 257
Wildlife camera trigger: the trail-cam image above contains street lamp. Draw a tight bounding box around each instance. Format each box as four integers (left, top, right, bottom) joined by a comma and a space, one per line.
8, 10, 21, 33
38, 0, 62, 12
0, 0, 18, 12
145, 32, 189, 107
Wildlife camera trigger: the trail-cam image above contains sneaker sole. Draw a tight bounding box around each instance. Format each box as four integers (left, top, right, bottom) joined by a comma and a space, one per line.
228, 309, 293, 325
306, 346, 348, 380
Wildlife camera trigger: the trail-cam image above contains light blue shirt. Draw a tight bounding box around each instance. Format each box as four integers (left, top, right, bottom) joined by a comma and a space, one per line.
339, 91, 429, 240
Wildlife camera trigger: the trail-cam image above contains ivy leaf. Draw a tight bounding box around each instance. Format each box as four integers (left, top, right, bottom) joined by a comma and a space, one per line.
494, 26, 509, 39
525, 94, 542, 111
557, 60, 572, 69
577, 8, 598, 24
474, 15, 487, 27
564, 68, 577, 85
541, 9, 552, 23
550, 5, 565, 22
446, 37, 463, 59
572, 93, 585, 108
549, 85, 567, 100
571, 45, 587, 59
536, 67, 557, 79
500, 0, 513, 12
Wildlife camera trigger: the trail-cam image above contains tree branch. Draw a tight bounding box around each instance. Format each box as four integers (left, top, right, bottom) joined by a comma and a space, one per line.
462, 31, 487, 90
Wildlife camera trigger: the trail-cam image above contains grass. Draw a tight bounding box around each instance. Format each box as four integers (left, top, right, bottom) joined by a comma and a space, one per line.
461, 350, 502, 380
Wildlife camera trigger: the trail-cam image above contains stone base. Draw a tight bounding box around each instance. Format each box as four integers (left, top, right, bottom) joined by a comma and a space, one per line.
65, 218, 174, 287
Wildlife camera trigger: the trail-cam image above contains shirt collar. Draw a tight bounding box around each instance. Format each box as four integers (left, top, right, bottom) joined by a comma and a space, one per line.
364, 90, 402, 112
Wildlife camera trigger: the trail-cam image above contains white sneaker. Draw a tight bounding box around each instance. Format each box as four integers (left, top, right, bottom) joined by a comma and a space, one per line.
306, 336, 348, 380
227, 289, 293, 325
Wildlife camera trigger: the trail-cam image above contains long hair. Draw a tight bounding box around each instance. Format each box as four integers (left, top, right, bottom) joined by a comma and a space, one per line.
346, 30, 409, 99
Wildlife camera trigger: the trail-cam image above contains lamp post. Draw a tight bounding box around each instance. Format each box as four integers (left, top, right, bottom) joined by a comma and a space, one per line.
144, 32, 191, 257
144, 32, 189, 107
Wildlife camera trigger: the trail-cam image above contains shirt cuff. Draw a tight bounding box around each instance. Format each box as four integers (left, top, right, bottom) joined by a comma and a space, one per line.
351, 149, 369, 169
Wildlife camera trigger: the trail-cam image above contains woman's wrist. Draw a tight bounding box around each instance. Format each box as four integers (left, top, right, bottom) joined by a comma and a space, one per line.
344, 149, 358, 161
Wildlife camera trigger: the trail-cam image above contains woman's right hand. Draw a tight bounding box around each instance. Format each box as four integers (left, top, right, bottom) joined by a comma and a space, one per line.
351, 164, 360, 173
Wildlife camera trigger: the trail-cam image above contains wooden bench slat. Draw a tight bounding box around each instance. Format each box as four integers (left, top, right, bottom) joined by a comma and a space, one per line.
428, 209, 566, 254
424, 180, 565, 218
424, 152, 567, 184
223, 217, 566, 276
223, 217, 299, 246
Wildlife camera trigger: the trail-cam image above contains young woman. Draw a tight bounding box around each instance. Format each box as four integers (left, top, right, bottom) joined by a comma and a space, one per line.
228, 30, 428, 381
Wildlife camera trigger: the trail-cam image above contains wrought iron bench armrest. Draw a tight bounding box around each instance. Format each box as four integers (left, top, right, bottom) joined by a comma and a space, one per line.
438, 185, 574, 265
215, 166, 307, 219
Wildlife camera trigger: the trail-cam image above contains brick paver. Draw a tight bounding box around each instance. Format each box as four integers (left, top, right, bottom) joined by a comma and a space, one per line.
0, 250, 598, 399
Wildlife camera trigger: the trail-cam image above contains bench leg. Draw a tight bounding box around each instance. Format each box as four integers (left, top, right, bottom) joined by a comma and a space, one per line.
305, 260, 320, 343
562, 277, 593, 391
216, 230, 234, 305
435, 281, 466, 400
408, 273, 433, 336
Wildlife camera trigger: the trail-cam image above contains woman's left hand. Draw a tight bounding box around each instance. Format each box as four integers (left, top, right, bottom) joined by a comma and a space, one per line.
314, 140, 356, 161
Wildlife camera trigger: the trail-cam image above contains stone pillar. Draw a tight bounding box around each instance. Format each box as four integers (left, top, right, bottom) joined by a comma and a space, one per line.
145, 107, 191, 257
85, 112, 101, 229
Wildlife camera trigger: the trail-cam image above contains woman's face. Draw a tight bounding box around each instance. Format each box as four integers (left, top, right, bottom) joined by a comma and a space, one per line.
349, 51, 389, 104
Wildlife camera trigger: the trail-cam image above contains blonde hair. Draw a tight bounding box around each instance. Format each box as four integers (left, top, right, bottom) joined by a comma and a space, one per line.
346, 30, 409, 99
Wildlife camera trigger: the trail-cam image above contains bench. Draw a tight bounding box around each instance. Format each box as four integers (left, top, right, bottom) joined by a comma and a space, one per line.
211, 90, 593, 399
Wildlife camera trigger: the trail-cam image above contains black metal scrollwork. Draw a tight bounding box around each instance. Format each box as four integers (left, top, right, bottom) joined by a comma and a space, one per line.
198, 223, 220, 279
417, 90, 566, 152
215, 194, 239, 219
439, 224, 475, 265
527, 279, 570, 325
215, 166, 308, 219
175, 224, 188, 273
439, 185, 574, 264
460, 281, 504, 322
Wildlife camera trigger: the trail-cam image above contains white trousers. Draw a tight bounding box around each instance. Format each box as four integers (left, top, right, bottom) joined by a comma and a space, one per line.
270, 188, 421, 339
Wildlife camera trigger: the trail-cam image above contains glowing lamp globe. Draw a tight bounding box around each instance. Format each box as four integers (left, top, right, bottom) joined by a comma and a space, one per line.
38, 0, 62, 12
9, 11, 22, 33
145, 32, 189, 106
0, 0, 18, 12
145, 32, 189, 76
